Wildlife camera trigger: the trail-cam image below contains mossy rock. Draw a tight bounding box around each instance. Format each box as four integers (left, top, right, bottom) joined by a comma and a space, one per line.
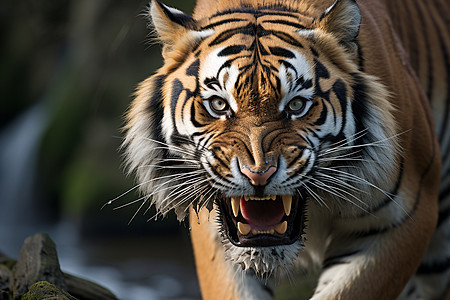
22, 281, 77, 300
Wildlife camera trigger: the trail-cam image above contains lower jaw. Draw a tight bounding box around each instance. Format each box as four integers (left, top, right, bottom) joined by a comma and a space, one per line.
221, 233, 305, 276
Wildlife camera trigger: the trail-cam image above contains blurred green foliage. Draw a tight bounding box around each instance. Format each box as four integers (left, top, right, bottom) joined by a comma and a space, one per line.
1, 0, 195, 232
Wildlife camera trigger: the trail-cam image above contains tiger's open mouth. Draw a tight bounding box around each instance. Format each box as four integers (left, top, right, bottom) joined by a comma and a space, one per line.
219, 195, 305, 247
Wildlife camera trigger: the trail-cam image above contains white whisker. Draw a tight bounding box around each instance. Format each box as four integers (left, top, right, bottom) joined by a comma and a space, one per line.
316, 166, 410, 217
302, 183, 329, 209
112, 195, 148, 211
137, 164, 199, 170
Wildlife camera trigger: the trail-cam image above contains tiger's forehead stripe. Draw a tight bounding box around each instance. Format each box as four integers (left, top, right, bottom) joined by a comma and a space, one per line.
199, 8, 315, 43
207, 6, 313, 20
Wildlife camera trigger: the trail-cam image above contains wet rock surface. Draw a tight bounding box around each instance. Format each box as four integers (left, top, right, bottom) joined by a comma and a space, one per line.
0, 233, 118, 300
12, 233, 67, 297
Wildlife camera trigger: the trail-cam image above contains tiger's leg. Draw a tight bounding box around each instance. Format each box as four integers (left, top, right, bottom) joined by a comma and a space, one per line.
310, 180, 439, 299
189, 207, 273, 300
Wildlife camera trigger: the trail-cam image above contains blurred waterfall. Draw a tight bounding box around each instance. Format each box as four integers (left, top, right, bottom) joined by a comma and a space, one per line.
0, 101, 49, 256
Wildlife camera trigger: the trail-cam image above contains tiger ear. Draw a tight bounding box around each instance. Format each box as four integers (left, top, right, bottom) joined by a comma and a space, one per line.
149, 0, 200, 58
316, 0, 361, 43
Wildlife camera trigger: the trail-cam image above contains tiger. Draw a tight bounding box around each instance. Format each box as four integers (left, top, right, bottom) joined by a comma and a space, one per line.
122, 0, 450, 299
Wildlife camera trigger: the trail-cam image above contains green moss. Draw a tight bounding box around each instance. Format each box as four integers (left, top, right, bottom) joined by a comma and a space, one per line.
22, 281, 76, 300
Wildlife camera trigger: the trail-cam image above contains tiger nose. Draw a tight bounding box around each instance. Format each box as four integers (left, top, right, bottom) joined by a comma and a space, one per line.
241, 166, 277, 186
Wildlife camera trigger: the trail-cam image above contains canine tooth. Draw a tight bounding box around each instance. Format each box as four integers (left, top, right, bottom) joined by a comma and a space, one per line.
244, 195, 250, 201
282, 195, 292, 216
275, 221, 287, 235
238, 222, 251, 235
271, 195, 276, 200
231, 197, 240, 217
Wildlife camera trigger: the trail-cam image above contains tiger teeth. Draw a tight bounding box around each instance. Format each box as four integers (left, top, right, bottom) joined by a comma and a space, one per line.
231, 196, 240, 217
243, 195, 277, 201
237, 222, 251, 235
251, 229, 275, 235
239, 222, 287, 236
275, 221, 288, 235
282, 195, 292, 216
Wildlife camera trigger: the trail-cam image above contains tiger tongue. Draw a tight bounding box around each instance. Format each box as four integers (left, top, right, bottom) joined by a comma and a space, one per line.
240, 198, 285, 228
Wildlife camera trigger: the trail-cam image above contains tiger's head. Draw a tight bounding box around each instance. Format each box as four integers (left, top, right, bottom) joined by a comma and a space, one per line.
124, 0, 399, 276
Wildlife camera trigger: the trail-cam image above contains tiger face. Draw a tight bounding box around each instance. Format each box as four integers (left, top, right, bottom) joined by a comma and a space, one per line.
124, 0, 399, 276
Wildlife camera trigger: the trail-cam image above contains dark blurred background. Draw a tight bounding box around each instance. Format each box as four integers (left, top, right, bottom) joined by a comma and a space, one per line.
0, 0, 201, 299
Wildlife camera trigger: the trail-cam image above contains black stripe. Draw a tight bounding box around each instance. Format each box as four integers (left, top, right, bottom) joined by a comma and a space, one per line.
287, 151, 307, 169
211, 7, 302, 19
201, 18, 246, 30
302, 78, 313, 90
270, 30, 304, 49
315, 60, 330, 79
208, 163, 233, 188
261, 19, 306, 29
218, 45, 247, 56
440, 183, 450, 203
437, 204, 450, 227
171, 79, 183, 121
280, 60, 298, 78
350, 73, 372, 156
355, 159, 405, 217
417, 256, 450, 274
310, 47, 319, 57
356, 40, 365, 71
331, 78, 347, 134
256, 37, 269, 55
332, 79, 347, 105
170, 134, 195, 150
147, 75, 167, 142
190, 103, 206, 128
204, 77, 220, 90
269, 46, 295, 58
206, 159, 234, 186
211, 148, 231, 171
322, 250, 360, 270
293, 76, 305, 90
313, 99, 329, 126
198, 133, 215, 151
412, 1, 434, 100
185, 59, 200, 76
208, 23, 255, 46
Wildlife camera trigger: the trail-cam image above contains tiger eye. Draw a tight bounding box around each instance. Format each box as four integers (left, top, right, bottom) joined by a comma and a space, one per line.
288, 98, 305, 112
211, 98, 227, 112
